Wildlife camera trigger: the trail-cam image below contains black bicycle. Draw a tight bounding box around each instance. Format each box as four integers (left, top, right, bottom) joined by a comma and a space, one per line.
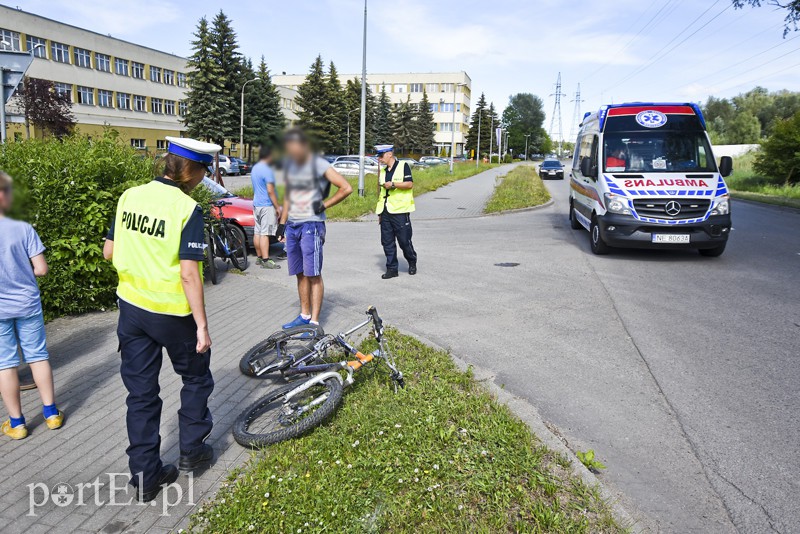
233, 307, 404, 447
203, 200, 248, 284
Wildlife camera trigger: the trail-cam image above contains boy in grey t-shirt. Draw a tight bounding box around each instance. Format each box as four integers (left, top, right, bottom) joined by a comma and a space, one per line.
0, 171, 63, 440
276, 129, 353, 330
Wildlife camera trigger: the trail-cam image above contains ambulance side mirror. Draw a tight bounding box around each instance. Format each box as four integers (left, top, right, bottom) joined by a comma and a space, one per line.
718, 156, 733, 178
580, 157, 596, 179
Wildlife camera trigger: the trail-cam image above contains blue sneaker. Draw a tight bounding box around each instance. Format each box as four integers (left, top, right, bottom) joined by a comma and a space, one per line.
282, 315, 311, 330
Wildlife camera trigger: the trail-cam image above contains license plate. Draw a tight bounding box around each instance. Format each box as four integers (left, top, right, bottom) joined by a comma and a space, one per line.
652, 234, 690, 243
548, 171, 556, 174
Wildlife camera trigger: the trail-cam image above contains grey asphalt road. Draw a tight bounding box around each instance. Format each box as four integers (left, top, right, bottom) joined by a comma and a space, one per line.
252, 167, 800, 532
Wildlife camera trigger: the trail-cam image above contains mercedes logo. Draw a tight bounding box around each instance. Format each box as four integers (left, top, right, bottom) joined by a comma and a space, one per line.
665, 201, 682, 216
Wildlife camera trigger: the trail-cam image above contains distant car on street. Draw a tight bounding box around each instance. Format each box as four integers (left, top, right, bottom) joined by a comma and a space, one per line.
333, 155, 380, 174
539, 159, 564, 180
419, 156, 448, 166
398, 158, 425, 170
207, 154, 240, 176
322, 155, 340, 163
231, 157, 252, 175
331, 160, 362, 176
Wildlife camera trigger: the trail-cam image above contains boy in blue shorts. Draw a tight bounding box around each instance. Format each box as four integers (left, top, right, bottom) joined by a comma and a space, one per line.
276, 129, 352, 329
0, 171, 63, 439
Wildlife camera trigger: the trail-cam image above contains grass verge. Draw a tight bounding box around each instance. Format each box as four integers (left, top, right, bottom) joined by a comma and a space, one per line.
727, 152, 800, 208
188, 330, 622, 533
232, 163, 496, 221
484, 165, 552, 214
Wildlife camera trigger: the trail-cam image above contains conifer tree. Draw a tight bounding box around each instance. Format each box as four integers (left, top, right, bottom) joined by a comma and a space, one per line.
324, 62, 347, 154
466, 92, 491, 158
209, 10, 243, 147
343, 78, 375, 154
244, 56, 285, 156
184, 17, 226, 142
373, 85, 394, 145
295, 56, 331, 149
392, 96, 415, 155
414, 90, 436, 155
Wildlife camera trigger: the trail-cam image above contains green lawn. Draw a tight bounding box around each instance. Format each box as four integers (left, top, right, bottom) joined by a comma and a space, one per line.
188, 331, 622, 533
727, 151, 800, 208
232, 163, 496, 221
484, 165, 552, 214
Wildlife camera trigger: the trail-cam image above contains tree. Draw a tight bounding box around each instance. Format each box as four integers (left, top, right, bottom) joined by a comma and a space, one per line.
727, 112, 762, 143
373, 86, 394, 145
465, 92, 491, 158
209, 10, 243, 147
184, 17, 227, 142
343, 77, 375, 154
324, 62, 347, 154
18, 77, 75, 138
754, 111, 800, 183
392, 96, 415, 154
501, 93, 546, 157
732, 1, 800, 35
295, 56, 332, 149
414, 90, 436, 155
244, 56, 284, 155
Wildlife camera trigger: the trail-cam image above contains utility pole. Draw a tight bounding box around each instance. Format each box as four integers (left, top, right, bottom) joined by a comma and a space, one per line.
475, 103, 481, 168
549, 72, 566, 157
449, 83, 465, 174
569, 83, 584, 142
357, 0, 368, 197
524, 133, 531, 160
488, 113, 494, 164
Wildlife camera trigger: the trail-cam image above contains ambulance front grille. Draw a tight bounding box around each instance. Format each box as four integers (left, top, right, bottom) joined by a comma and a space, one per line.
632, 199, 711, 220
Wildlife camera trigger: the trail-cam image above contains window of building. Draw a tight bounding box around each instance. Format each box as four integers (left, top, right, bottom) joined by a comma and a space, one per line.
115, 58, 129, 76
25, 35, 47, 57
117, 92, 131, 110
164, 100, 175, 115
51, 41, 69, 63
441, 83, 454, 93
133, 95, 146, 112
132, 62, 144, 79
410, 83, 423, 93
426, 83, 438, 93
440, 123, 454, 132
156, 140, 167, 150
395, 84, 405, 93
97, 89, 113, 107
163, 69, 175, 85
177, 72, 187, 87
130, 139, 146, 150
178, 101, 187, 117
429, 103, 438, 112
54, 82, 72, 101
150, 66, 162, 83
0, 29, 21, 51
95, 53, 111, 72
441, 103, 454, 113
151, 97, 163, 114
74, 47, 91, 68
77, 86, 94, 105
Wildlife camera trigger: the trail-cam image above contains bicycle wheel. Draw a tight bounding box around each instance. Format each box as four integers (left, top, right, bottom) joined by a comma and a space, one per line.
204, 230, 217, 285
239, 324, 326, 377
233, 377, 343, 447
224, 225, 248, 271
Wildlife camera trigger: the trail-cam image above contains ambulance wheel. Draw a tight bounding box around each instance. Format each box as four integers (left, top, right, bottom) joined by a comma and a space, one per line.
590, 216, 611, 255
569, 200, 581, 230
699, 244, 726, 257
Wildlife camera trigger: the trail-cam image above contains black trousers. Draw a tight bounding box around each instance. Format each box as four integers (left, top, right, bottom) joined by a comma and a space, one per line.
117, 299, 214, 489
380, 212, 417, 272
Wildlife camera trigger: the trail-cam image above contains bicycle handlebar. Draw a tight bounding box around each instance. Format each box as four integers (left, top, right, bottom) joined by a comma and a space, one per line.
213, 200, 233, 207
367, 306, 383, 336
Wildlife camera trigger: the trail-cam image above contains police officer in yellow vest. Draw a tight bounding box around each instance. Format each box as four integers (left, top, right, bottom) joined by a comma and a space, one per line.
375, 144, 417, 279
103, 137, 218, 502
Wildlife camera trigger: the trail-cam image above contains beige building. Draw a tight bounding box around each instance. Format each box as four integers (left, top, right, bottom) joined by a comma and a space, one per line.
273, 71, 471, 155
1, 5, 192, 151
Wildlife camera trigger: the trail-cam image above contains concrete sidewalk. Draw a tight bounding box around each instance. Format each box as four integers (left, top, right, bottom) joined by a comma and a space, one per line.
0, 271, 355, 534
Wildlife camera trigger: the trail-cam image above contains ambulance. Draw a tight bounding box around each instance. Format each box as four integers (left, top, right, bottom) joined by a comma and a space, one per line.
569, 103, 733, 256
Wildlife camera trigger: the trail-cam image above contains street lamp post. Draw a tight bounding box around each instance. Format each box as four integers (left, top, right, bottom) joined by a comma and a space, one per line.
475, 103, 481, 168
488, 114, 493, 164
240, 78, 260, 160
357, 0, 368, 197
524, 133, 531, 161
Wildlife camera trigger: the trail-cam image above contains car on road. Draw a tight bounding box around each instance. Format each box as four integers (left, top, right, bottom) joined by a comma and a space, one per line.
569, 102, 733, 256
231, 158, 252, 175
333, 155, 380, 174
419, 156, 448, 166
539, 159, 565, 179
398, 158, 425, 170
331, 160, 363, 176
207, 154, 240, 176
201, 177, 258, 248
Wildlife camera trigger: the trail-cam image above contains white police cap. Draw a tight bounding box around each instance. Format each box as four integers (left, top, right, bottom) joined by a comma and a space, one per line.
166, 136, 221, 165
374, 144, 394, 155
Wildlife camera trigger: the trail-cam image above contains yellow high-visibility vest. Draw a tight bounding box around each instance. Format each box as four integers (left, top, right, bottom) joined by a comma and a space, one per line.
375, 161, 415, 215
112, 180, 200, 316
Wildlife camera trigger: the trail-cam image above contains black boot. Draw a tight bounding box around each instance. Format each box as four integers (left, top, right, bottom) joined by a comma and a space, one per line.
408, 264, 417, 275
179, 443, 214, 471
134, 464, 179, 502
381, 271, 399, 279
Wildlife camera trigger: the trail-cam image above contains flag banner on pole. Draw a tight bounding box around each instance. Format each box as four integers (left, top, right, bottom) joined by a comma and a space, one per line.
495, 128, 502, 150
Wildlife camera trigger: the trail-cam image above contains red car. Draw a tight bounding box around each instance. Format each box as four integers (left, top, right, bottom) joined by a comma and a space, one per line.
203, 178, 256, 247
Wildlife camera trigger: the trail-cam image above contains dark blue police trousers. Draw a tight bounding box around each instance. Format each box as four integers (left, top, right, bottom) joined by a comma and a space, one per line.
117, 299, 214, 489
380, 212, 417, 272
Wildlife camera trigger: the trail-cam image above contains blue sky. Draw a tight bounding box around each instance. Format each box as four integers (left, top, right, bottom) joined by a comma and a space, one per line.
11, 0, 800, 137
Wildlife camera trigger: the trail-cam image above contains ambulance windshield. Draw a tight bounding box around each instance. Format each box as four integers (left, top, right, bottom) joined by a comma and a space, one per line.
603, 132, 716, 173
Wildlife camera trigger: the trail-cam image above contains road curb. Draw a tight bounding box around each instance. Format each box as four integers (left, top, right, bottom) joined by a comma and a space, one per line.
400, 329, 644, 533
482, 197, 555, 217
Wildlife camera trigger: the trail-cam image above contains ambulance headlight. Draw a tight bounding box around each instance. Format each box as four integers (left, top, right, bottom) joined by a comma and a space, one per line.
710, 195, 730, 216
604, 193, 631, 215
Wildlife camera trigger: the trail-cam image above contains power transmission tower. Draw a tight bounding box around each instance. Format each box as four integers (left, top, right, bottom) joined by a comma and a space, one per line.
569, 83, 585, 141
549, 72, 566, 156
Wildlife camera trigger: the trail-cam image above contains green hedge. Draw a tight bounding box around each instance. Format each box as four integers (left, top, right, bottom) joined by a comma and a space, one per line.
0, 133, 155, 318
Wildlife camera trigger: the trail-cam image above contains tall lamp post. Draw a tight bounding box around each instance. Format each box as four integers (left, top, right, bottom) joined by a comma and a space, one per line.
475, 102, 481, 168
240, 78, 260, 159
488, 114, 494, 164
524, 133, 530, 161
357, 0, 368, 197
449, 83, 466, 174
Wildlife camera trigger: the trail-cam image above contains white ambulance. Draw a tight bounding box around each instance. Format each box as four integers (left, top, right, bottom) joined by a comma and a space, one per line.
569, 103, 733, 256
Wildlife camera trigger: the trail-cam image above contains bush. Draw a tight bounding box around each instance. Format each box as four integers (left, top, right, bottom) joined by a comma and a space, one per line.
754, 111, 800, 184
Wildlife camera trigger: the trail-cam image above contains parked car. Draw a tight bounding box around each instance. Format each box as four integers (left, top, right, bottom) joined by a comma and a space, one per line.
419, 156, 448, 166
539, 159, 564, 180
333, 155, 380, 173
331, 160, 362, 176
201, 177, 266, 248
452, 155, 468, 162
231, 157, 252, 175
398, 158, 425, 170
207, 154, 240, 176
322, 155, 341, 163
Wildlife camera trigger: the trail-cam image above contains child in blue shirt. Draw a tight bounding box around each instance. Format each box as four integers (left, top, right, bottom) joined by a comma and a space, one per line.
0, 170, 63, 439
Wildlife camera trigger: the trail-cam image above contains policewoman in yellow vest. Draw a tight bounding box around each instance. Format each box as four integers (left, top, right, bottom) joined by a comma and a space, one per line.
103, 137, 219, 502
375, 144, 417, 279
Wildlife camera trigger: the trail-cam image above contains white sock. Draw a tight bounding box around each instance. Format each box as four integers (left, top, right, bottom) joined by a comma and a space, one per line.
310, 320, 319, 325
301, 313, 311, 320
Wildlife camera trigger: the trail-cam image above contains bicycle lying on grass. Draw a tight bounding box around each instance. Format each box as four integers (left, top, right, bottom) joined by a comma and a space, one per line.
233, 307, 404, 447
203, 200, 248, 284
